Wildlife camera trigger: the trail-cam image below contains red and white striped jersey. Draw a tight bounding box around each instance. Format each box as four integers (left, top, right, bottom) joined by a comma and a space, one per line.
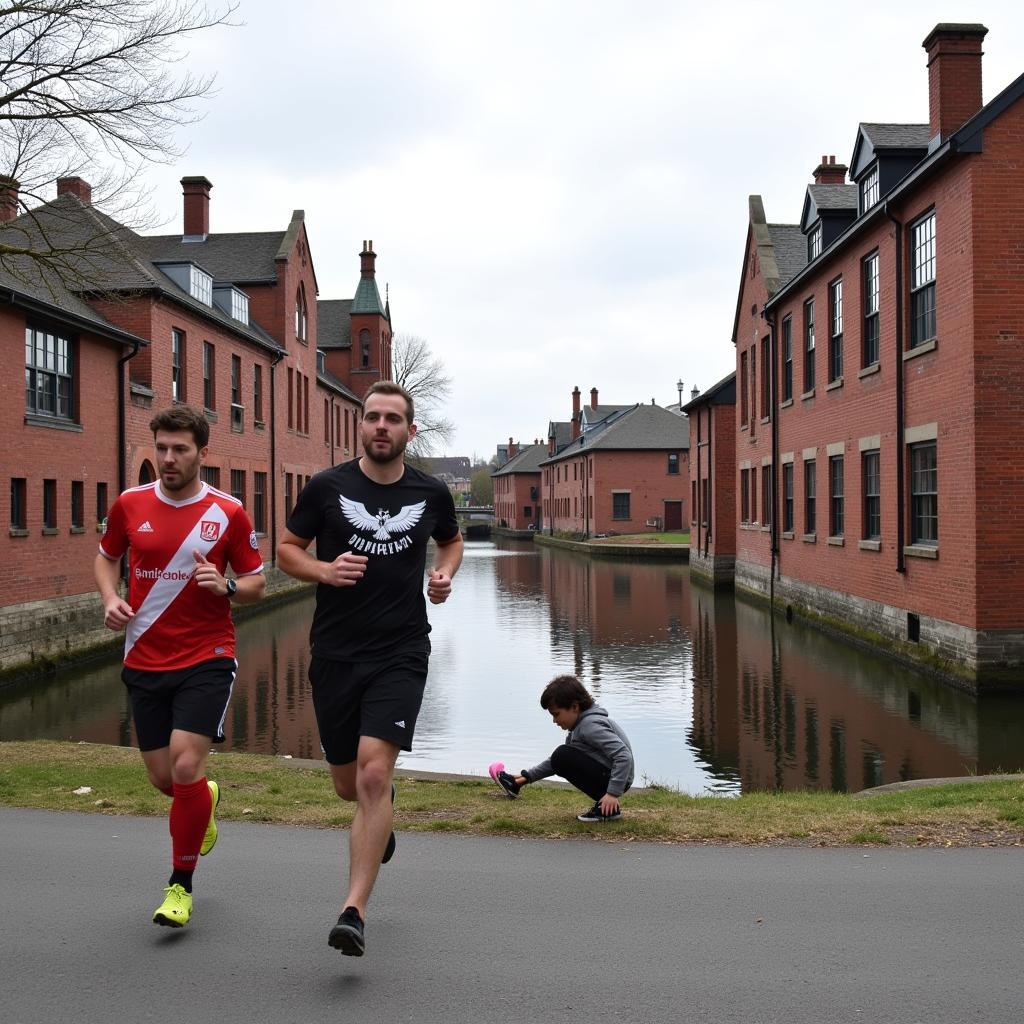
99, 482, 264, 671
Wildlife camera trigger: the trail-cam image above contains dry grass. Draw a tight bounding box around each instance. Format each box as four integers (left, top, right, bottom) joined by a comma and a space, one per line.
2, 741, 1022, 847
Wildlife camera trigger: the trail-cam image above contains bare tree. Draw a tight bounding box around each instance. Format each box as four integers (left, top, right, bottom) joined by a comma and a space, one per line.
0, 0, 237, 284
391, 332, 455, 458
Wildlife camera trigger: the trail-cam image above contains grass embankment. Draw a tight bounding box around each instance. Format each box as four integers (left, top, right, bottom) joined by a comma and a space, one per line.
2, 741, 1022, 847
593, 532, 689, 545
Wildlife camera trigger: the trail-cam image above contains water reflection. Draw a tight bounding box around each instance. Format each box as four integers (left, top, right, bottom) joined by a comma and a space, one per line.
2, 538, 1022, 795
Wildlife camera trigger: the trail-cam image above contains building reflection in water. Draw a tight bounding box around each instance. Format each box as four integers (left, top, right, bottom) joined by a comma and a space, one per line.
2, 539, 1022, 793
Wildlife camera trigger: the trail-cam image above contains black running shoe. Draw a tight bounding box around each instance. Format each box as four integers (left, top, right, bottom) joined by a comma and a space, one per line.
494, 770, 522, 799
328, 906, 365, 956
577, 802, 621, 822
382, 783, 396, 865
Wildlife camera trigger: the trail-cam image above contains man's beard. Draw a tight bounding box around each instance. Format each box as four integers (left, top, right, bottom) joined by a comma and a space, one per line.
161, 465, 199, 492
363, 433, 408, 464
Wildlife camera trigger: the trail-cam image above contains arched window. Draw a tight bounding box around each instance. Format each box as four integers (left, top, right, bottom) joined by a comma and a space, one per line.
360, 328, 371, 368
295, 285, 308, 342
138, 460, 155, 485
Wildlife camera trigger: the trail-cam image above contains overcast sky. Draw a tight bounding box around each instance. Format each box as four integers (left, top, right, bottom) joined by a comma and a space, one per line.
141, 0, 1024, 458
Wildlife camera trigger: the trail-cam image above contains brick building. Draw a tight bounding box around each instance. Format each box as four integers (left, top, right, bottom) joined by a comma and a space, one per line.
0, 175, 393, 673
683, 372, 737, 587
492, 442, 544, 530
539, 388, 690, 537
730, 23, 1024, 690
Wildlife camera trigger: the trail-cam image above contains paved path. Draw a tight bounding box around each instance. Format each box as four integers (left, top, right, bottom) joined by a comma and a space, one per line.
2, 807, 1021, 1024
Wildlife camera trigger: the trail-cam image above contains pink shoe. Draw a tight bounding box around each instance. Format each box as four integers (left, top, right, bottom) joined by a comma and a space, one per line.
488, 761, 505, 783
488, 761, 521, 799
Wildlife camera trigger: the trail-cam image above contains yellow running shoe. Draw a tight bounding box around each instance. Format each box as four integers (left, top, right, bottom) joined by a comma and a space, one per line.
152, 884, 192, 928
200, 780, 220, 856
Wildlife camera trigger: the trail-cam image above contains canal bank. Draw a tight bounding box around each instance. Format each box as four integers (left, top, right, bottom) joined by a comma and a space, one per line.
533, 533, 689, 560
0, 568, 313, 688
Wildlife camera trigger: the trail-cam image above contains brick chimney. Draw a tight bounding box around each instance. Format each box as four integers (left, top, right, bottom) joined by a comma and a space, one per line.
571, 386, 581, 440
360, 240, 377, 277
923, 23, 988, 142
181, 176, 212, 239
590, 387, 599, 409
56, 177, 92, 204
508, 437, 519, 458
0, 177, 19, 222
812, 155, 847, 185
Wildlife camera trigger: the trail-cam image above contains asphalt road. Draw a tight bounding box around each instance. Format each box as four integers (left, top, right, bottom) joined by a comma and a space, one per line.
2, 807, 1021, 1024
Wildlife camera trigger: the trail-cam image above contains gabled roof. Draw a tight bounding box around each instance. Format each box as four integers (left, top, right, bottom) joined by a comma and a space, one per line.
682, 372, 736, 413
801, 184, 858, 230
540, 403, 689, 465
850, 123, 930, 178
0, 193, 286, 355
580, 403, 631, 427
547, 420, 572, 452
425, 456, 473, 476
317, 298, 352, 349
492, 444, 546, 476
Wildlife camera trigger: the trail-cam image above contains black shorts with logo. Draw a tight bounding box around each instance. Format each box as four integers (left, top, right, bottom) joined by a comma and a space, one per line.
308, 651, 429, 765
121, 657, 237, 752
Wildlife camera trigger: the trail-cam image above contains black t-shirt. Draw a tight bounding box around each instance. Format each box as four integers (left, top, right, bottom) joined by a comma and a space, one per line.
286, 459, 459, 661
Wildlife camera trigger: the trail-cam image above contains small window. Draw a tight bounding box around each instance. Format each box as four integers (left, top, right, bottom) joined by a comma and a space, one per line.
829, 455, 844, 537
253, 364, 263, 423
25, 325, 74, 419
230, 469, 245, 506
860, 165, 879, 213
200, 466, 220, 488
203, 342, 215, 410
910, 212, 936, 348
43, 478, 57, 530
828, 278, 843, 383
612, 492, 630, 520
761, 466, 772, 527
739, 351, 749, 425
253, 472, 267, 534
862, 450, 881, 540
190, 266, 213, 306
740, 469, 749, 523
804, 459, 816, 535
909, 441, 937, 545
782, 464, 794, 532
808, 223, 822, 261
781, 316, 793, 402
230, 355, 243, 431
862, 252, 880, 368
803, 299, 815, 393
231, 290, 249, 324
96, 482, 108, 526
360, 328, 371, 368
295, 285, 308, 342
667, 452, 679, 475
71, 480, 84, 530
10, 477, 27, 530
171, 329, 185, 401
284, 472, 294, 517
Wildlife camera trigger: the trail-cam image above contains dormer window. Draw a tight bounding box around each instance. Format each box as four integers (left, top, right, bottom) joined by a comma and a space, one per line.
213, 284, 250, 324
190, 265, 212, 306
808, 223, 822, 261
860, 165, 879, 213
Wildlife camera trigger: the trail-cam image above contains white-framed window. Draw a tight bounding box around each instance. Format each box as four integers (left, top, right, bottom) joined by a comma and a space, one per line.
910, 211, 936, 347
860, 166, 879, 213
231, 290, 249, 324
190, 265, 213, 306
809, 223, 822, 260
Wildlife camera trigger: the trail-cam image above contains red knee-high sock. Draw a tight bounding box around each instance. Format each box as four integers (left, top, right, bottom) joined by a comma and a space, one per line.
169, 777, 212, 872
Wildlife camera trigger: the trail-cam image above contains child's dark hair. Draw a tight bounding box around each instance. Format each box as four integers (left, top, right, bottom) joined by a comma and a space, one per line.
540, 675, 595, 711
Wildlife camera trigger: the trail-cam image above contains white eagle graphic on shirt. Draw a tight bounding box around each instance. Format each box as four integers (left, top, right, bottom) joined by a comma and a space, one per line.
340, 495, 426, 541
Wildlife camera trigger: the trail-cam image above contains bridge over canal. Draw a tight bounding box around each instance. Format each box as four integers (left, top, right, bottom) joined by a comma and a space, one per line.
457, 506, 494, 538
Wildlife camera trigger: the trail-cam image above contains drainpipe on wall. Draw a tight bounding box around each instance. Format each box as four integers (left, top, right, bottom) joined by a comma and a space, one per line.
884, 201, 906, 574
694, 405, 703, 558
703, 404, 712, 559
762, 307, 779, 607
269, 349, 285, 565
116, 340, 142, 495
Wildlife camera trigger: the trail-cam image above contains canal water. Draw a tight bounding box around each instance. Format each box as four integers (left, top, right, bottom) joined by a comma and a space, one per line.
2, 539, 1022, 794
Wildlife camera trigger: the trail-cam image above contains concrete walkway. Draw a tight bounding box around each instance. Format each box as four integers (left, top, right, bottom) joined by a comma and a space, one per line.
3, 807, 1022, 1024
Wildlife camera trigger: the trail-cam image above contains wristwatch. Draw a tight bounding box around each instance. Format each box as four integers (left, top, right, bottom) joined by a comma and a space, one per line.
224, 578, 238, 599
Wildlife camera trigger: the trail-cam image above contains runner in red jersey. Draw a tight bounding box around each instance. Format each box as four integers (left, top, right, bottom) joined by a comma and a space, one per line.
94, 406, 265, 929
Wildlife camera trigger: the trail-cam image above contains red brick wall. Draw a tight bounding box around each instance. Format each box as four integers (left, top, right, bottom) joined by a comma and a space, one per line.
494, 471, 540, 529
0, 305, 122, 601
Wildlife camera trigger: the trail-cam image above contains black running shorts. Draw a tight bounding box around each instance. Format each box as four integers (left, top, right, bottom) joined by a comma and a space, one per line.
308, 652, 429, 765
121, 657, 237, 752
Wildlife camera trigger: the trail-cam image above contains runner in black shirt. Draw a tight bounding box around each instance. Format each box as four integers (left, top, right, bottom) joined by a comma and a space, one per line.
277, 381, 463, 957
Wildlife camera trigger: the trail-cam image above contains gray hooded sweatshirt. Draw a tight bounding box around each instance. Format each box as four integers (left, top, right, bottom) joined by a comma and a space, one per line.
523, 705, 634, 797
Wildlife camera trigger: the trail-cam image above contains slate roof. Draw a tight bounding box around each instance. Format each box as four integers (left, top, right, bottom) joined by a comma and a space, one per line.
351, 275, 384, 315
580, 403, 631, 427
860, 123, 931, 150
682, 372, 736, 413
548, 420, 572, 452
316, 364, 359, 402
807, 184, 858, 211
0, 194, 284, 354
492, 444, 546, 476
766, 224, 806, 287
317, 298, 352, 349
425, 456, 473, 477
540, 403, 690, 465
143, 231, 286, 284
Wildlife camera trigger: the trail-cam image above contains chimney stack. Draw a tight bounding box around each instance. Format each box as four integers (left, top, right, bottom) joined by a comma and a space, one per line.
571, 386, 581, 441
812, 155, 847, 185
360, 239, 377, 278
0, 177, 19, 222
57, 177, 92, 204
923, 23, 988, 142
508, 437, 518, 458
590, 387, 599, 409
181, 176, 212, 239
